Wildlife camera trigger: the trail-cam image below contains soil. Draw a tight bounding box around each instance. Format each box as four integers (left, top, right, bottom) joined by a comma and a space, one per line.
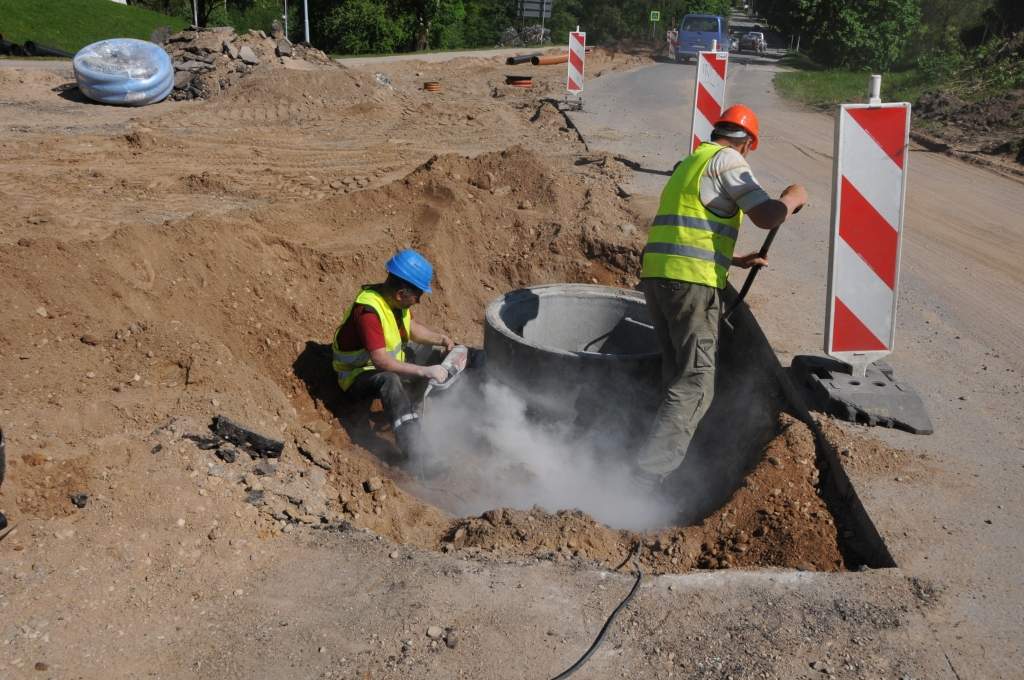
914, 88, 1024, 172
0, 51, 891, 673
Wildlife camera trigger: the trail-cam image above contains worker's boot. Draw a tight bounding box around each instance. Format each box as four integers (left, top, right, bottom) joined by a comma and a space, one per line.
395, 417, 429, 463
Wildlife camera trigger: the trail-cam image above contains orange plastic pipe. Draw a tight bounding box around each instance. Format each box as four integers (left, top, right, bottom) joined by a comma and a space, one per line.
531, 53, 569, 65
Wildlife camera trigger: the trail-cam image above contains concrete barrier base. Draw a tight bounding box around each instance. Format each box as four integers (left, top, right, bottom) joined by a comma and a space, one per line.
790, 355, 933, 435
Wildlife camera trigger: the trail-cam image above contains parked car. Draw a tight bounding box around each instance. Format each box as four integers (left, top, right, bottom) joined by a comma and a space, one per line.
675, 13, 729, 63
739, 31, 767, 54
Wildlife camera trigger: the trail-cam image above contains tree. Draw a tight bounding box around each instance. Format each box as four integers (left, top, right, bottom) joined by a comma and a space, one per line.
317, 0, 410, 54
807, 0, 921, 70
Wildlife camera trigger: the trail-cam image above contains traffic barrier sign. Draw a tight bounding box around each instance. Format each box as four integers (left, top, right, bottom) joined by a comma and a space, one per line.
689, 50, 728, 152
825, 93, 911, 375
567, 30, 586, 93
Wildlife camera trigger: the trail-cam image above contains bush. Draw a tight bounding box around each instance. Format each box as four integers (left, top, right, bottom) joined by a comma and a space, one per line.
807, 0, 921, 70
319, 0, 409, 54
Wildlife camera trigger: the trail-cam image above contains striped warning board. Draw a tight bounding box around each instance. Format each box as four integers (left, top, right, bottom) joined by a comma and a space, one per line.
567, 31, 586, 93
825, 102, 912, 369
690, 50, 728, 152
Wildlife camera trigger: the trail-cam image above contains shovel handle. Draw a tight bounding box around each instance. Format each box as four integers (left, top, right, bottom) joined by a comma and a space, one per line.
723, 226, 778, 323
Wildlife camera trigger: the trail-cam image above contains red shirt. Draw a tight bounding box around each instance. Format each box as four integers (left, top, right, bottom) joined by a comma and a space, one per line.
335, 300, 408, 353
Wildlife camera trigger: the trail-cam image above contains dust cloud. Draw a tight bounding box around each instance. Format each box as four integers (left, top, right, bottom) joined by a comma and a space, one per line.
417, 377, 676, 530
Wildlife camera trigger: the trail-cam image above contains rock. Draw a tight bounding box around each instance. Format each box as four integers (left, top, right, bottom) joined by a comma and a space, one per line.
374, 72, 392, 87
426, 626, 444, 639
363, 477, 383, 493
297, 440, 332, 470
35, 306, 48, 318
518, 199, 533, 209
270, 20, 285, 40
34, 662, 49, 672
238, 46, 260, 65
80, 334, 100, 346
175, 60, 209, 72
444, 630, 457, 649
216, 447, 239, 464
70, 493, 89, 509
276, 39, 293, 57
223, 40, 239, 59
389, 550, 399, 559
251, 458, 276, 475
491, 185, 512, 197
150, 26, 172, 45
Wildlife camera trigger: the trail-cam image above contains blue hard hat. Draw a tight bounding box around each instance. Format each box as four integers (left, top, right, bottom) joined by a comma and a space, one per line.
385, 249, 433, 293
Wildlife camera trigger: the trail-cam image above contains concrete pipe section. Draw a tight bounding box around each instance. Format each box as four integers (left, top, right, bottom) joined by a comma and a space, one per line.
481, 283, 782, 524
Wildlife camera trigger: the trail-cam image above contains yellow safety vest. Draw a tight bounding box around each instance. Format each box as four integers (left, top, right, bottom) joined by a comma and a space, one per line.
640, 142, 744, 289
331, 287, 411, 391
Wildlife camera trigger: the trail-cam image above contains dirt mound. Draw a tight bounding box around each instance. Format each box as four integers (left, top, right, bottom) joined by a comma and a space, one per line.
916, 88, 1024, 166
444, 414, 844, 573
163, 26, 338, 100
0, 137, 846, 574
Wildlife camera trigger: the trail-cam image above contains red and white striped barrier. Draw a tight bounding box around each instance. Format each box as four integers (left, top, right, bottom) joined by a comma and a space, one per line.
689, 50, 728, 152
825, 96, 912, 374
567, 30, 585, 93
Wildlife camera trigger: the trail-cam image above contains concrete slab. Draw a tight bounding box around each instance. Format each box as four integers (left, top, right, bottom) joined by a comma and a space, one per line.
791, 356, 934, 435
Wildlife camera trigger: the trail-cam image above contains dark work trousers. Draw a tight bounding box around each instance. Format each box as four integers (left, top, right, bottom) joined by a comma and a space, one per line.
635, 277, 721, 479
345, 343, 438, 459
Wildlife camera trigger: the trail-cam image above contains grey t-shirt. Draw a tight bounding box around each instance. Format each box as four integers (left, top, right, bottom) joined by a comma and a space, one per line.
699, 146, 771, 218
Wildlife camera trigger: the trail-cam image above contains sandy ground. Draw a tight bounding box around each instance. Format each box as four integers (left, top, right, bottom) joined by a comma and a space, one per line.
569, 59, 1024, 679
0, 47, 1011, 679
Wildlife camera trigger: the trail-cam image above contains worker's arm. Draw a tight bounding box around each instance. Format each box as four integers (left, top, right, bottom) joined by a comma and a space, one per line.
746, 184, 808, 230
370, 348, 448, 383
410, 319, 454, 352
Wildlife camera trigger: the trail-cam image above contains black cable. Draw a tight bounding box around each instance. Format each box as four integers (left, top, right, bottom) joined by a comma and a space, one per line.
548, 543, 644, 680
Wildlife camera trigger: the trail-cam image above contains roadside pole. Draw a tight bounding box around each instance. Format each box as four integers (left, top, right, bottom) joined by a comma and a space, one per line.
792, 75, 932, 434
303, 0, 310, 45
688, 47, 728, 152
649, 10, 660, 41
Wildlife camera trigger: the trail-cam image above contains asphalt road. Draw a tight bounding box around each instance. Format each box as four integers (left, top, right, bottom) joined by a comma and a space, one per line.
569, 59, 1024, 678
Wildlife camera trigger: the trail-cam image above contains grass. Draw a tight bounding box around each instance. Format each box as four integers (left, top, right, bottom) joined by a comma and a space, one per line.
774, 52, 933, 108
0, 0, 187, 54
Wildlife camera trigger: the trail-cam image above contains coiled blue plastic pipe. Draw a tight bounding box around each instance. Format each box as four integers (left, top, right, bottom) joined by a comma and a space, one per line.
73, 38, 174, 106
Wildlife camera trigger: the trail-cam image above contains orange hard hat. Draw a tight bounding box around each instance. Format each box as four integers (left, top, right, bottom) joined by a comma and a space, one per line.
714, 104, 760, 150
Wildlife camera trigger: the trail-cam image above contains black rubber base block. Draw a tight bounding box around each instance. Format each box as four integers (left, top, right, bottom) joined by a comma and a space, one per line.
790, 355, 934, 435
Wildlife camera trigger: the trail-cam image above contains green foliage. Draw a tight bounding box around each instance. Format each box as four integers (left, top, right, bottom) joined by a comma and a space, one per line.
761, 0, 921, 69
0, 0, 187, 52
807, 0, 921, 70
317, 0, 410, 54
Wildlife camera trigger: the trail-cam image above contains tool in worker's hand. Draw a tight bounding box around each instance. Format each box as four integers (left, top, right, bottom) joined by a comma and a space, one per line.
422, 345, 470, 401
722, 203, 804, 328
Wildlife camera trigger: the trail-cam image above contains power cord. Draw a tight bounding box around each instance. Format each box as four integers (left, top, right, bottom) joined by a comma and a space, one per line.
549, 542, 644, 680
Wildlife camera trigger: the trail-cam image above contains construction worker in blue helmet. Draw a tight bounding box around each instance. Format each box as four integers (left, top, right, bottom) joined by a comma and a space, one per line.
331, 249, 455, 461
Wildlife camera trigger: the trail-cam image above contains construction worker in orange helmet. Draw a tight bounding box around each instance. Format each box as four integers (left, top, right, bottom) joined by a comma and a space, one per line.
630, 103, 808, 492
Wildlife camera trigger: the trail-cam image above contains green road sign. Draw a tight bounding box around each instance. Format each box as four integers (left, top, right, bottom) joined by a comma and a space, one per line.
650, 10, 661, 22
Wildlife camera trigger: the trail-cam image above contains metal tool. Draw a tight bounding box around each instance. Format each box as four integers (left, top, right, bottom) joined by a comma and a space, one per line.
722, 203, 804, 326
722, 226, 777, 326
422, 345, 470, 401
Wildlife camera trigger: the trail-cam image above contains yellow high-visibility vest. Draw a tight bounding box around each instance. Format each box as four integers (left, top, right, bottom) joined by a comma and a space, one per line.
332, 287, 410, 391
640, 142, 743, 289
